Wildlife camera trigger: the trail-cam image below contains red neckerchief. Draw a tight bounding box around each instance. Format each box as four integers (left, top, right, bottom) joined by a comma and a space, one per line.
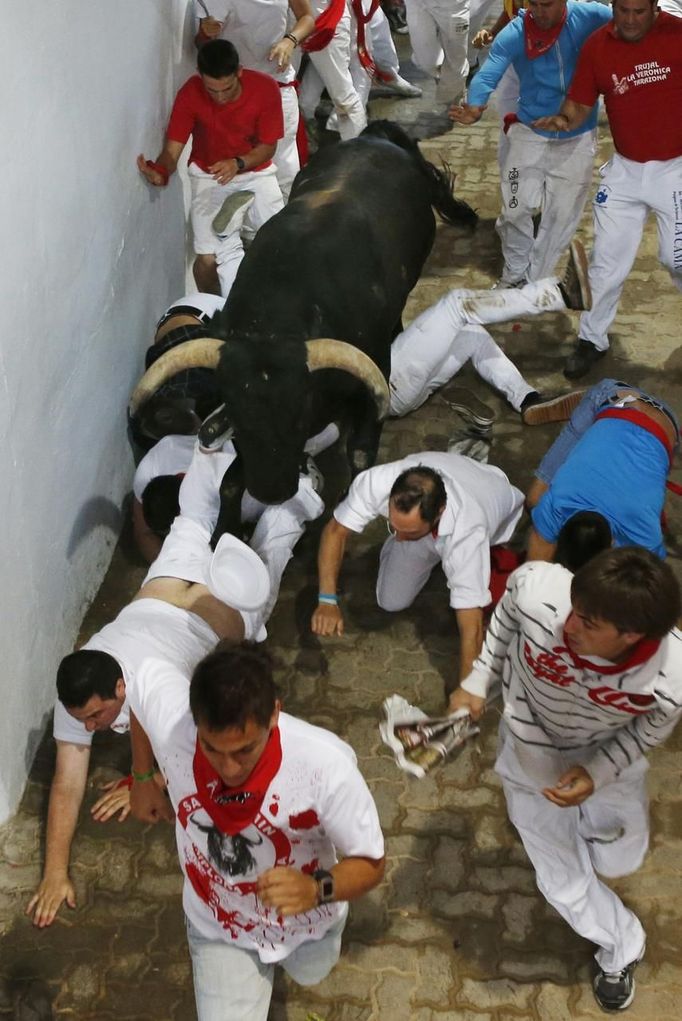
561, 630, 661, 676
192, 726, 282, 836
524, 8, 567, 59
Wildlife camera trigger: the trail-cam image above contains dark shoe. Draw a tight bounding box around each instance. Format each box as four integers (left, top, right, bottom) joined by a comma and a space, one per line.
563, 339, 607, 380
440, 387, 496, 428
198, 403, 233, 451
593, 959, 639, 1012
558, 239, 592, 311
521, 388, 586, 426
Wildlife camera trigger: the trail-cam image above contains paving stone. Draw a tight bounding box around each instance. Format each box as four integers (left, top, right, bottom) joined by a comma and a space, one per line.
457, 976, 537, 1012
533, 982, 576, 1021
501, 893, 538, 945
413, 945, 458, 1006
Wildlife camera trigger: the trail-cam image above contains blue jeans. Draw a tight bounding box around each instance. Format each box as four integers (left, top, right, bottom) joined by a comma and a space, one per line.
186, 912, 346, 1021
535, 379, 680, 485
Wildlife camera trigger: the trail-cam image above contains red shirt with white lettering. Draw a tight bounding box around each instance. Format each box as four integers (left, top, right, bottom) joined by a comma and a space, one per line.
167, 69, 283, 173
568, 12, 682, 162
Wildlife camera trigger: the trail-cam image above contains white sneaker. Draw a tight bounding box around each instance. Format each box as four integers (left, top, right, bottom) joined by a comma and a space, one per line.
384, 75, 423, 98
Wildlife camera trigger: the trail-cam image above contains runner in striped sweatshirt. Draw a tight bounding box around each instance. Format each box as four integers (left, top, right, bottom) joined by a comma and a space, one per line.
450, 547, 682, 1013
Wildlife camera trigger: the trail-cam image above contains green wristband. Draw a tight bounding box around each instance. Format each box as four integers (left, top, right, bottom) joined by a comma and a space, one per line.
131, 768, 156, 783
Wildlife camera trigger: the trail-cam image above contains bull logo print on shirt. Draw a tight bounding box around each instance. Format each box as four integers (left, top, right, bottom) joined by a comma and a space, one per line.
611, 73, 629, 95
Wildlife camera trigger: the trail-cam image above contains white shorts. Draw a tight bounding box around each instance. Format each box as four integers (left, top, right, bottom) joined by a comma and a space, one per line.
188, 163, 283, 256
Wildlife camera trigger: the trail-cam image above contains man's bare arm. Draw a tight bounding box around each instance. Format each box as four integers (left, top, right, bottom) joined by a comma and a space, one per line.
257, 855, 385, 916
527, 526, 557, 563
137, 139, 185, 186
455, 606, 485, 684
533, 98, 593, 133
311, 517, 353, 636
26, 741, 90, 927
129, 713, 174, 824
132, 498, 163, 564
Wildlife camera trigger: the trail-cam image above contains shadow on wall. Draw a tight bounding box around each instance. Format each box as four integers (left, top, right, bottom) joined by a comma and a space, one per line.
66, 498, 122, 560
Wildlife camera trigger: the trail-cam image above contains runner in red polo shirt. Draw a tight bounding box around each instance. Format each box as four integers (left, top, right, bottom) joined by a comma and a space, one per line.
138, 40, 284, 296
534, 0, 682, 379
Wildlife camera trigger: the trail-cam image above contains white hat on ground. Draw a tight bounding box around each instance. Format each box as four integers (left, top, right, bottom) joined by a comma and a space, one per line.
208, 534, 271, 611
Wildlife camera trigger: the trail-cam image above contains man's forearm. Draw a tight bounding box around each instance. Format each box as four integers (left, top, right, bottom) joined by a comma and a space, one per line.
317, 519, 350, 595
236, 142, 277, 172
455, 607, 485, 682
330, 856, 385, 902
43, 775, 87, 879
130, 712, 156, 775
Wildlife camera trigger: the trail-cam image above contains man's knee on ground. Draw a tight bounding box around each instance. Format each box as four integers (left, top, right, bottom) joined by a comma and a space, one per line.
376, 586, 417, 612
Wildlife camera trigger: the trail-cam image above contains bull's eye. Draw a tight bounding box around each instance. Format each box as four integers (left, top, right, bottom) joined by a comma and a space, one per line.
261, 371, 269, 382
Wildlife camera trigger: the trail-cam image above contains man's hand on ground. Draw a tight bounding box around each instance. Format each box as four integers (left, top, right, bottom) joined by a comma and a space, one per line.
543, 765, 594, 807
311, 602, 344, 637
90, 779, 131, 823
448, 686, 485, 721
448, 102, 486, 125
208, 159, 239, 185
130, 777, 174, 824
257, 866, 318, 916
26, 876, 76, 928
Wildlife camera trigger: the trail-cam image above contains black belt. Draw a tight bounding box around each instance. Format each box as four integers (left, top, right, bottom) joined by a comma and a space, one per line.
155, 304, 212, 332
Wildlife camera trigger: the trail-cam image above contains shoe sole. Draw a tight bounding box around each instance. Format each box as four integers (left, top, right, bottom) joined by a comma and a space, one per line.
212, 191, 254, 235
568, 240, 592, 311
441, 388, 496, 427
522, 389, 586, 426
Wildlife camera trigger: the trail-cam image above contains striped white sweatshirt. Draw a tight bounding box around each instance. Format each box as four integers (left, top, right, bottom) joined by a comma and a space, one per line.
461, 561, 682, 789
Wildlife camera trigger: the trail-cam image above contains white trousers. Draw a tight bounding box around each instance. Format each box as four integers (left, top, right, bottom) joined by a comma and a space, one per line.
177, 446, 324, 635
496, 729, 648, 973
273, 84, 301, 200
404, 0, 470, 104
497, 123, 596, 284
188, 164, 283, 295
326, 6, 401, 131
389, 278, 567, 416
299, 7, 367, 139
579, 153, 682, 351
187, 913, 345, 1021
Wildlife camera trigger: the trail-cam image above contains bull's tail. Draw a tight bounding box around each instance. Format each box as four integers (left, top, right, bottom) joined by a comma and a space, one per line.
361, 120, 478, 229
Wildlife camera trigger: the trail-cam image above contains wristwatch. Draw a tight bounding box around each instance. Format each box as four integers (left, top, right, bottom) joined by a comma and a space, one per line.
313, 869, 335, 905
234, 156, 246, 172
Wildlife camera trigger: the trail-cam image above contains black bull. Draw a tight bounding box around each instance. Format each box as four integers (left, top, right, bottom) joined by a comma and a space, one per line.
130, 122, 476, 538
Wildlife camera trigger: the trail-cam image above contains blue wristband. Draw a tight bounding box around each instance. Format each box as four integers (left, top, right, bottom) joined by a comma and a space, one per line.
318, 593, 339, 605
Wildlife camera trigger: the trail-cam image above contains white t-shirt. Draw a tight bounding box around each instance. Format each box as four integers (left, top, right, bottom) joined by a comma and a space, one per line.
127, 656, 385, 961
334, 452, 524, 609
165, 291, 226, 322
194, 0, 296, 83
52, 600, 218, 746
133, 434, 197, 502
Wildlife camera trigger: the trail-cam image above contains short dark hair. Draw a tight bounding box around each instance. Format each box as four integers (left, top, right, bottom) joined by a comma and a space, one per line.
137, 396, 199, 441
389, 467, 447, 525
571, 546, 681, 638
197, 39, 239, 79
190, 642, 278, 732
142, 475, 182, 536
57, 650, 122, 708
555, 512, 612, 573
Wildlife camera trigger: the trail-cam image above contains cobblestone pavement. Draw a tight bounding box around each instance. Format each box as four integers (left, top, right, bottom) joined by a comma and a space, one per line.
2, 44, 682, 1021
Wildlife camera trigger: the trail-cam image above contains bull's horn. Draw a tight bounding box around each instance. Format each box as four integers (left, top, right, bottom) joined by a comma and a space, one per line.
128, 338, 224, 415
305, 339, 390, 420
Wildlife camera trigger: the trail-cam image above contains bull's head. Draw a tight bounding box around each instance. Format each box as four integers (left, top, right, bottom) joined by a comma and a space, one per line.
129, 336, 390, 504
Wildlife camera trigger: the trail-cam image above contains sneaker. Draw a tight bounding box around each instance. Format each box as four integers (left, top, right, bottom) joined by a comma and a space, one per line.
440, 387, 496, 428
301, 454, 324, 495
492, 276, 528, 290
384, 75, 423, 98
564, 339, 607, 380
521, 388, 586, 426
593, 959, 638, 1012
212, 190, 254, 236
447, 428, 491, 463
198, 404, 233, 451
559, 239, 592, 311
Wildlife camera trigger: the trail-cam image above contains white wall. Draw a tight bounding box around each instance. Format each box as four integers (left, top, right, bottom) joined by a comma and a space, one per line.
0, 1, 196, 823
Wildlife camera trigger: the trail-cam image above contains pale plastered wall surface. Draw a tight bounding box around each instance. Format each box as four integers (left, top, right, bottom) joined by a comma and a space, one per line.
0, 0, 195, 822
